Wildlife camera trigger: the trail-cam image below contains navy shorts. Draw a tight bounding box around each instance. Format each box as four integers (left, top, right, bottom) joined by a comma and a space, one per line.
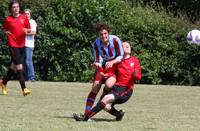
9, 47, 25, 65
109, 85, 133, 105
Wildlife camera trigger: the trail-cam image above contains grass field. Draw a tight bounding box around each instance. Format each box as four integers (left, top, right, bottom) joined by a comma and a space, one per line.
0, 81, 200, 131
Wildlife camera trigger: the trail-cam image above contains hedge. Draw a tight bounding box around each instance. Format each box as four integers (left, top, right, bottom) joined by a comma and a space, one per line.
0, 0, 199, 85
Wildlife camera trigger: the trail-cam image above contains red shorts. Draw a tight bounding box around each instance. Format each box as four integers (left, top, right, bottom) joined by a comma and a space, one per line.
93, 66, 116, 83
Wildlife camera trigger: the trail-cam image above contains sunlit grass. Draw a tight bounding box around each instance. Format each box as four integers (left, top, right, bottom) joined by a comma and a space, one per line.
0, 81, 199, 131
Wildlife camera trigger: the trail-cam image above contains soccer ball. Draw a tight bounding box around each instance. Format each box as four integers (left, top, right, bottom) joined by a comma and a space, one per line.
186, 29, 200, 46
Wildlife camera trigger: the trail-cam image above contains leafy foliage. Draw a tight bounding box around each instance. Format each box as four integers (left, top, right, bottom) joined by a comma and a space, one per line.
0, 0, 199, 85
126, 0, 200, 22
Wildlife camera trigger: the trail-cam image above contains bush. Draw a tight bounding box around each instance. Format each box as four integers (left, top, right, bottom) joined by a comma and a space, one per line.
0, 0, 199, 85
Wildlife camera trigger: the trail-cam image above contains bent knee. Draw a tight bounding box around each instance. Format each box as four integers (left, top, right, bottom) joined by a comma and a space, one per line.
102, 94, 114, 104
104, 104, 111, 112
93, 81, 101, 86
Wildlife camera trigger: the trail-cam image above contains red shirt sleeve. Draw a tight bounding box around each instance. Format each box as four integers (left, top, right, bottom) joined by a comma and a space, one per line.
132, 58, 142, 80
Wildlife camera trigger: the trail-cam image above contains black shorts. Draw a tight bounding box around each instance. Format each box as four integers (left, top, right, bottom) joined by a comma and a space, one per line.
109, 85, 133, 105
9, 47, 25, 65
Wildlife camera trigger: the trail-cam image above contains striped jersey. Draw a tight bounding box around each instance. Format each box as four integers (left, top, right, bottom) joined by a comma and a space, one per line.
92, 35, 124, 66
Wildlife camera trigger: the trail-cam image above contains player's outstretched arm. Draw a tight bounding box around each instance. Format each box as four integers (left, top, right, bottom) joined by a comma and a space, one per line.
132, 58, 142, 80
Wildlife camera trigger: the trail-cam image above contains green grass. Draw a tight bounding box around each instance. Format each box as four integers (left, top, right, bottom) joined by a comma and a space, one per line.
0, 81, 200, 131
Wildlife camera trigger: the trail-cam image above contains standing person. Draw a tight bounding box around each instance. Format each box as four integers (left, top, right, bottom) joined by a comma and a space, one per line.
24, 9, 37, 82
74, 42, 142, 121
0, 0, 31, 96
82, 22, 124, 115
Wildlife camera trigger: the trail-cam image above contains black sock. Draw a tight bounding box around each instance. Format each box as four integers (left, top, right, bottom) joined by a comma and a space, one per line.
86, 102, 106, 120
108, 105, 120, 116
2, 68, 14, 85
17, 70, 26, 90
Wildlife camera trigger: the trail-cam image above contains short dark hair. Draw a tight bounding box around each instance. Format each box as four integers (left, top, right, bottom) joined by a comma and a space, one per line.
8, 0, 20, 13
95, 22, 111, 33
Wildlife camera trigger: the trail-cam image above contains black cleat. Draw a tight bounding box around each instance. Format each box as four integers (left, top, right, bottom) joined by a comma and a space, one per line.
73, 113, 88, 121
116, 110, 125, 121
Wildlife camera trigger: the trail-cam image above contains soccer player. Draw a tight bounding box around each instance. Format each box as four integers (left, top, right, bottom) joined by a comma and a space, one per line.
73, 42, 142, 121
24, 9, 37, 82
0, 0, 31, 96
83, 22, 124, 115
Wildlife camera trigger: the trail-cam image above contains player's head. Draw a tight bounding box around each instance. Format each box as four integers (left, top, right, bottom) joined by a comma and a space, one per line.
123, 42, 131, 55
96, 22, 111, 44
9, 0, 20, 15
24, 9, 31, 19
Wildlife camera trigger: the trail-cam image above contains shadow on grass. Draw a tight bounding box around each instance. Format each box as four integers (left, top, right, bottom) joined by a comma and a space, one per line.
91, 118, 116, 122
54, 116, 116, 122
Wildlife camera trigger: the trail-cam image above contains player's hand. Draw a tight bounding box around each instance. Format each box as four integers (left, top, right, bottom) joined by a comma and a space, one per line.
23, 28, 31, 34
100, 72, 108, 78
23, 28, 27, 33
5, 31, 11, 35
91, 63, 101, 69
105, 61, 113, 69
132, 70, 136, 77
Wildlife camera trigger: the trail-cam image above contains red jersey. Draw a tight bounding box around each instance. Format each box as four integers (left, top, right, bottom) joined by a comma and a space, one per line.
2, 14, 30, 48
115, 56, 142, 89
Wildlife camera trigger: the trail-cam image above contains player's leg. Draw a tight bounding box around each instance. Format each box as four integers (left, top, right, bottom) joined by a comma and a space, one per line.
74, 92, 115, 121
99, 76, 116, 100
0, 47, 18, 95
0, 67, 14, 95
74, 92, 114, 121
74, 100, 106, 121
84, 66, 116, 112
104, 102, 124, 121
15, 48, 31, 96
101, 93, 115, 106
84, 80, 102, 115
73, 70, 103, 118
105, 86, 133, 121
1, 63, 15, 84
101, 93, 124, 119
99, 65, 117, 99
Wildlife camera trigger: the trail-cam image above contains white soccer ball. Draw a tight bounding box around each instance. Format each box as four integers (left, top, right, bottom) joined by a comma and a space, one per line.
187, 29, 200, 46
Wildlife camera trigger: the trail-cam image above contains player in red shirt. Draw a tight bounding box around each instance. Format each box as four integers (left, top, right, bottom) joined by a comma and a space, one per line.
74, 42, 142, 121
0, 0, 31, 96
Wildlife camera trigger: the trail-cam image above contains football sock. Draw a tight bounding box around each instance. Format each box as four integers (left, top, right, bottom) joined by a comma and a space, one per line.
84, 92, 97, 115
17, 70, 26, 90
86, 101, 106, 119
108, 105, 120, 116
2, 68, 14, 85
